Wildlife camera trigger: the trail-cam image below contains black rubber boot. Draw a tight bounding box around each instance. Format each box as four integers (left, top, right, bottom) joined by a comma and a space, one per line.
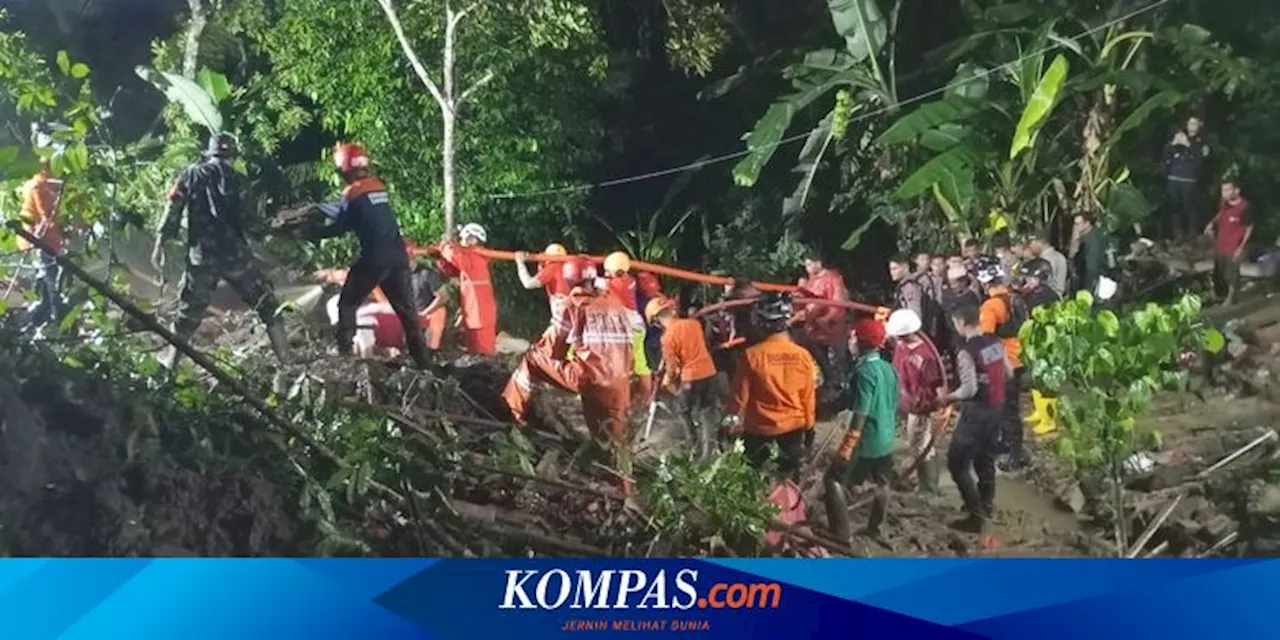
824, 476, 854, 543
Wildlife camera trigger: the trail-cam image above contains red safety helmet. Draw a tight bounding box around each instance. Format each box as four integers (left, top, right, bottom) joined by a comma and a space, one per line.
851, 318, 887, 349
561, 256, 595, 286
333, 143, 370, 173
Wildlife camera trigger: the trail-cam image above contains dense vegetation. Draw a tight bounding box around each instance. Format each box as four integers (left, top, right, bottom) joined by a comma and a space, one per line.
0, 0, 1274, 556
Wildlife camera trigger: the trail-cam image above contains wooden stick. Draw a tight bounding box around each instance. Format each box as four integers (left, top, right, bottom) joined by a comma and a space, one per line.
1127, 492, 1184, 558
1142, 540, 1169, 558
1195, 429, 1277, 479
1197, 531, 1239, 558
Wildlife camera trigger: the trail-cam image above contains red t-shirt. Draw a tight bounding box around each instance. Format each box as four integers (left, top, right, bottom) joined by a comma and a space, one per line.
1214, 198, 1251, 256
535, 263, 572, 297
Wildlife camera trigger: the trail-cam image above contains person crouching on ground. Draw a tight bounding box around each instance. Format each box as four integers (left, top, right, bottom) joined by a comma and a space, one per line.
939, 303, 1011, 534
886, 308, 945, 494
502, 256, 641, 494
824, 318, 898, 541
647, 295, 720, 460
721, 293, 817, 476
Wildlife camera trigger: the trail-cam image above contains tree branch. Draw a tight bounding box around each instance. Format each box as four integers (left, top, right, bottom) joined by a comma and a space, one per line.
450, 2, 478, 30
457, 70, 495, 106
376, 0, 448, 113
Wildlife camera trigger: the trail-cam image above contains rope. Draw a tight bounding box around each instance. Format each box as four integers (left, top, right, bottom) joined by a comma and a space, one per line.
485, 0, 1173, 200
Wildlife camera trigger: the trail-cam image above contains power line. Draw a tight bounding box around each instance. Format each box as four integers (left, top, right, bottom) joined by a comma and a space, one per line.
486, 0, 1173, 201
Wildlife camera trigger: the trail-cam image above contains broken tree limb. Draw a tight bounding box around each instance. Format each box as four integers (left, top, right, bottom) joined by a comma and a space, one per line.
1142, 540, 1170, 558
1195, 429, 1277, 479
768, 520, 859, 557
1127, 492, 1184, 558
1197, 531, 1239, 558
463, 455, 625, 501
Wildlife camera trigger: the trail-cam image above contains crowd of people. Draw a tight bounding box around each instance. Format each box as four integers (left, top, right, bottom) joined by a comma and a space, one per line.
3, 124, 1257, 548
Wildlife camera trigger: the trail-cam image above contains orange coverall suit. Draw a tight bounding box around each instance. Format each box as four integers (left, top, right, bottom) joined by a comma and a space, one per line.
440, 242, 497, 355
504, 287, 640, 432
796, 268, 850, 347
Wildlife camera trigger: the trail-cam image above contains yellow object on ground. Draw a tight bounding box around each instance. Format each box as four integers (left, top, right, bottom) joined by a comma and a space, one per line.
1025, 389, 1058, 435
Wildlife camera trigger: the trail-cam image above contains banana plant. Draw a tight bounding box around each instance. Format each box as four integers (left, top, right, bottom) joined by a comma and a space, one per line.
730, 0, 900, 220
594, 156, 707, 264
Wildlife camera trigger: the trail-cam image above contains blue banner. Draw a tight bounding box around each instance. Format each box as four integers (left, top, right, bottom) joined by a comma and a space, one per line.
2, 559, 1272, 639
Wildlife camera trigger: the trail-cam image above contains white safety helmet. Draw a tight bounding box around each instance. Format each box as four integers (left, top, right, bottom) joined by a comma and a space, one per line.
885, 309, 923, 338
1097, 275, 1118, 301
459, 223, 487, 243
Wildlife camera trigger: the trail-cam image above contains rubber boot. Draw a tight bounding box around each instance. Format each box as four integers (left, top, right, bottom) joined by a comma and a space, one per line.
694, 419, 714, 462
266, 323, 292, 364
1032, 393, 1058, 435
917, 457, 940, 495
823, 476, 854, 543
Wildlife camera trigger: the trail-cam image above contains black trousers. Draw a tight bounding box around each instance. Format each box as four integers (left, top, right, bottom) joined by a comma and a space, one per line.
1164, 180, 1198, 240
948, 405, 1000, 519
845, 454, 893, 532
26, 251, 65, 329
1213, 254, 1241, 301
337, 262, 430, 367
1003, 367, 1025, 458
681, 376, 722, 437
743, 429, 811, 477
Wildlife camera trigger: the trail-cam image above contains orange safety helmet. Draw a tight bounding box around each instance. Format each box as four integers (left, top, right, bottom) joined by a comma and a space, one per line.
604, 251, 632, 275
333, 143, 370, 173
543, 243, 568, 257
644, 296, 677, 323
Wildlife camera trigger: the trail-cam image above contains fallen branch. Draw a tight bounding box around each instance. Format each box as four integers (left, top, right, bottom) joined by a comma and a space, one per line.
1127, 492, 1184, 558
1195, 429, 1277, 479
456, 516, 610, 557
769, 520, 859, 557
1197, 531, 1239, 558
464, 455, 625, 501
1142, 540, 1169, 558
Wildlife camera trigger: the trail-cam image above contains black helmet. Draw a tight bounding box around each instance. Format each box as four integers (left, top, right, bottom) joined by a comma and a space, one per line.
205, 132, 238, 158
752, 293, 794, 333
1021, 258, 1052, 283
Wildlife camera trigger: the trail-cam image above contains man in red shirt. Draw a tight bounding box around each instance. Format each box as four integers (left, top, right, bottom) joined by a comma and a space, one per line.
794, 251, 850, 399
1205, 180, 1253, 305
886, 309, 946, 494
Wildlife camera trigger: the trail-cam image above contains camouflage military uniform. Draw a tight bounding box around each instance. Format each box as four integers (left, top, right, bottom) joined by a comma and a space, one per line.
160, 157, 282, 340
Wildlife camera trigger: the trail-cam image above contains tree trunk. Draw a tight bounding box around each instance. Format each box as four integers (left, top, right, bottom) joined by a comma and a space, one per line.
182, 0, 207, 79
441, 4, 459, 239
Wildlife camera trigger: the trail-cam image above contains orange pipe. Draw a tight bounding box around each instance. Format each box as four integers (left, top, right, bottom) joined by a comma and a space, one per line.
412, 245, 800, 294
694, 296, 890, 318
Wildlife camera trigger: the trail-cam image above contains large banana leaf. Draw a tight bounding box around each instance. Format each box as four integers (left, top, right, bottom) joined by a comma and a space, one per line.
876, 96, 982, 146
732, 65, 857, 187
1110, 89, 1183, 142
782, 112, 835, 218
920, 124, 972, 152
136, 66, 222, 132
931, 160, 976, 222
1009, 53, 1069, 160
827, 0, 888, 62
895, 144, 982, 199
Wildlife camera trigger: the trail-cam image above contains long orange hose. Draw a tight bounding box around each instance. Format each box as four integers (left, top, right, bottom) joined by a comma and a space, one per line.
412, 245, 800, 293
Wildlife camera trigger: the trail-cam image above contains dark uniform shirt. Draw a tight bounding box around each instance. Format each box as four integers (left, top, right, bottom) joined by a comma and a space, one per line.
316, 177, 409, 269
160, 158, 251, 267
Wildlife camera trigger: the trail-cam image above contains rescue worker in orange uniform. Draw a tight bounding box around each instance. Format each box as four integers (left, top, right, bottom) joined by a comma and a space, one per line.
502, 256, 641, 492
794, 251, 850, 401
311, 143, 430, 369
722, 293, 817, 475
439, 223, 497, 356
647, 295, 720, 460
603, 251, 652, 407
17, 158, 67, 332
515, 243, 572, 308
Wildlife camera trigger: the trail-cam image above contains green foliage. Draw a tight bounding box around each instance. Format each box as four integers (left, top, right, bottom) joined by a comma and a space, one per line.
641, 441, 779, 553
1020, 291, 1205, 547
1009, 54, 1068, 160
135, 67, 224, 133
661, 0, 732, 76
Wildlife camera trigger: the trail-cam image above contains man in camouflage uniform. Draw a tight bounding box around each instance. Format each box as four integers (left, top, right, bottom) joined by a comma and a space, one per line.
151, 132, 289, 367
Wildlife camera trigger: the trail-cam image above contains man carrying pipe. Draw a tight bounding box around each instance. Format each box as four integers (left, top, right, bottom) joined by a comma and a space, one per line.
502, 256, 642, 494
603, 251, 652, 407
794, 250, 851, 404
515, 243, 571, 311
721, 293, 817, 475
439, 223, 498, 356
152, 133, 289, 368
